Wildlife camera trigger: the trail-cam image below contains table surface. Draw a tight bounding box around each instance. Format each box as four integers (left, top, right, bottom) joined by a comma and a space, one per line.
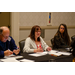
0, 49, 74, 62
18, 52, 74, 62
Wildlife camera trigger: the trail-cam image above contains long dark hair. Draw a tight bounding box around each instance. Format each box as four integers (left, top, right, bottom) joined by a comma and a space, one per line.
29, 25, 41, 41
55, 24, 70, 45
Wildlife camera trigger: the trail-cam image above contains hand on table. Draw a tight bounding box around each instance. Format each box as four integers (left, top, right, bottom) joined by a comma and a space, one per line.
4, 50, 13, 56
47, 47, 52, 51
13, 49, 20, 55
34, 48, 43, 53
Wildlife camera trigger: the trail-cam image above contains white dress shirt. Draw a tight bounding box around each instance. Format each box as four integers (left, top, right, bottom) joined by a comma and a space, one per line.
23, 37, 49, 53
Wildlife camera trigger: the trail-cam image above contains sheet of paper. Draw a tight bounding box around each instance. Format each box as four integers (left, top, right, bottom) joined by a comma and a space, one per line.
4, 54, 23, 59
19, 59, 34, 62
58, 52, 71, 55
48, 50, 62, 56
29, 51, 48, 57
1, 58, 19, 62
4, 54, 15, 58
48, 50, 71, 56
48, 50, 58, 53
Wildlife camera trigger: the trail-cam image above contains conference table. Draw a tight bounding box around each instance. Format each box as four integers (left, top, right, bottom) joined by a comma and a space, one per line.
0, 48, 74, 62
17, 48, 74, 62
18, 52, 73, 62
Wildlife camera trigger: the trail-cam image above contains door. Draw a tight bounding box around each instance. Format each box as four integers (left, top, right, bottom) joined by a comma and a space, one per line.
0, 12, 10, 29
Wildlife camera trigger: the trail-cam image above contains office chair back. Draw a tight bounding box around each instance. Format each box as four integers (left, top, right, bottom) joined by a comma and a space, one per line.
71, 35, 75, 41
51, 38, 54, 45
50, 38, 54, 48
19, 39, 25, 53
71, 35, 75, 48
71, 35, 75, 56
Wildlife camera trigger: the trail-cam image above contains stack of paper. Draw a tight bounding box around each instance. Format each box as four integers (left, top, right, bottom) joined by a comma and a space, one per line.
48, 50, 71, 56
48, 50, 62, 56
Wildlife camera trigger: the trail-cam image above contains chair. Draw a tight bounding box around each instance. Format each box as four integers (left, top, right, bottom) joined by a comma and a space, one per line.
71, 35, 75, 49
51, 38, 54, 45
71, 35, 75, 56
71, 35, 75, 41
19, 39, 25, 53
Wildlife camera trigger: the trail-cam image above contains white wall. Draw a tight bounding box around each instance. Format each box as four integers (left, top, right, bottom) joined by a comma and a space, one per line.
19, 12, 75, 26
19, 12, 47, 26
51, 12, 75, 26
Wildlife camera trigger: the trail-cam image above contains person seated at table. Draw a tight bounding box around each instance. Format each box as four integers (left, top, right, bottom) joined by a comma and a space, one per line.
23, 25, 52, 53
0, 26, 20, 57
53, 24, 70, 49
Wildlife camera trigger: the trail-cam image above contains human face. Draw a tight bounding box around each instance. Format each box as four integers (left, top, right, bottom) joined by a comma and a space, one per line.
1, 30, 10, 42
59, 25, 65, 34
35, 29, 41, 38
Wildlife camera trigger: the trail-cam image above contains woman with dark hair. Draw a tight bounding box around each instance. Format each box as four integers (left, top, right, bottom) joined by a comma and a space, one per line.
53, 24, 70, 49
23, 25, 52, 53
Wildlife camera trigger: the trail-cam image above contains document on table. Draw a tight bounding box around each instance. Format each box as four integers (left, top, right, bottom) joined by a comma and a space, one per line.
48, 50, 71, 56
1, 54, 24, 62
48, 50, 62, 56
29, 51, 48, 57
29, 50, 72, 57
58, 52, 71, 55
1, 58, 19, 62
19, 59, 34, 62
4, 54, 23, 59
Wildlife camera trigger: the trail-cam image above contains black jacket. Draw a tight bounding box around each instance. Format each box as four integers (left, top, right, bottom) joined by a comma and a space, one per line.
53, 33, 69, 49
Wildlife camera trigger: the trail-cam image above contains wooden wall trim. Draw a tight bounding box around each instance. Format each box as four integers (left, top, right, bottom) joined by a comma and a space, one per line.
19, 26, 75, 30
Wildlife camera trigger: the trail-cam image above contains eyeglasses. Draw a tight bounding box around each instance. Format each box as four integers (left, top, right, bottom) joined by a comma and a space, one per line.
2, 34, 9, 39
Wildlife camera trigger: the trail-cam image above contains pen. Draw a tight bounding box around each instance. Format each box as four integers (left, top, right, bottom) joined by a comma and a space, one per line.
16, 47, 19, 50
8, 49, 13, 54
